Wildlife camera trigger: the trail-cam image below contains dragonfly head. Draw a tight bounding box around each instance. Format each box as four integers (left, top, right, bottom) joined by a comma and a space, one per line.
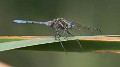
68, 21, 75, 29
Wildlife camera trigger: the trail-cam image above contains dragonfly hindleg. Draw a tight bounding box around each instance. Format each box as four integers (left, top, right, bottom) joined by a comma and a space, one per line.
54, 28, 67, 54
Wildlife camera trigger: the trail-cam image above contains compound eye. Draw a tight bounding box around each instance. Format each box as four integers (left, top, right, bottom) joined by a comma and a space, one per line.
72, 24, 75, 27
68, 22, 73, 28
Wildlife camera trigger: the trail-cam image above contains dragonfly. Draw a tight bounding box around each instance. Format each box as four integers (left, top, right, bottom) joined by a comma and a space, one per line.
13, 18, 102, 54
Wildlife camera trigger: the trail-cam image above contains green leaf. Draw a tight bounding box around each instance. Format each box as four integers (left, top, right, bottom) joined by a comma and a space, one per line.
0, 38, 24, 43
0, 35, 120, 53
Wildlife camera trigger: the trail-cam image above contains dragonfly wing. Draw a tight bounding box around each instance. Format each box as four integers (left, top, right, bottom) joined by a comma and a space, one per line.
68, 22, 102, 36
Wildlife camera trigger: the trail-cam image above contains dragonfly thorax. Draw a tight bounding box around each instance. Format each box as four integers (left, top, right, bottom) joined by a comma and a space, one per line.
50, 18, 75, 30
50, 18, 69, 30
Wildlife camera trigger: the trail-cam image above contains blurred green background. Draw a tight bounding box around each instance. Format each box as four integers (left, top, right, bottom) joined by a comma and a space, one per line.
0, 0, 120, 67
0, 0, 120, 35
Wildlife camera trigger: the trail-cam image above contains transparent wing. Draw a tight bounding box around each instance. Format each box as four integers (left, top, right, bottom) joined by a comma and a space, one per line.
68, 22, 102, 36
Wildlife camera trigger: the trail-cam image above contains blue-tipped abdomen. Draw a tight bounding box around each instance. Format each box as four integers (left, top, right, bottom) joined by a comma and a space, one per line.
13, 20, 27, 23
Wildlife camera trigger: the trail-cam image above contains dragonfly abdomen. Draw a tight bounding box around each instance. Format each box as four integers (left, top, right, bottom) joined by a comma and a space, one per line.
13, 20, 52, 26
13, 20, 35, 24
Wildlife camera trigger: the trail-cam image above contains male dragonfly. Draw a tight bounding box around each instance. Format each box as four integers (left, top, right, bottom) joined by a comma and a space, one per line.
13, 18, 102, 54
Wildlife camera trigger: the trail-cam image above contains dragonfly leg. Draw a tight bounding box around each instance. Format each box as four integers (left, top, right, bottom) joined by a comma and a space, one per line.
54, 28, 68, 54
65, 29, 83, 49
66, 29, 74, 36
62, 29, 74, 40
76, 39, 83, 49
57, 37, 68, 55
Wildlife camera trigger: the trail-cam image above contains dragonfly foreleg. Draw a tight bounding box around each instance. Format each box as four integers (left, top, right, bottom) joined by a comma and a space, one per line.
65, 29, 74, 37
